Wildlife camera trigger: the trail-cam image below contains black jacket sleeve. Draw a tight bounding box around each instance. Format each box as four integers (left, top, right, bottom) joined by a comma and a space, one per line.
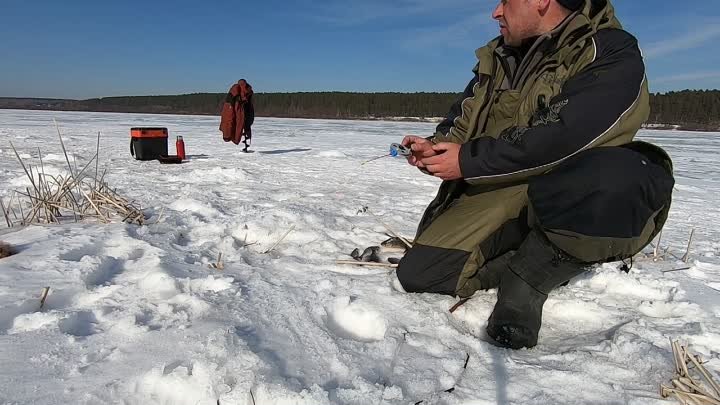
459, 29, 647, 184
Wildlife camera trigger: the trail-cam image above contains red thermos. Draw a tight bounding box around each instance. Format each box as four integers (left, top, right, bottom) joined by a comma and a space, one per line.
176, 136, 186, 160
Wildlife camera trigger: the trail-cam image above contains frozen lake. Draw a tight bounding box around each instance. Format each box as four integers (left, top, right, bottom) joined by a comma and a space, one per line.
1, 109, 719, 405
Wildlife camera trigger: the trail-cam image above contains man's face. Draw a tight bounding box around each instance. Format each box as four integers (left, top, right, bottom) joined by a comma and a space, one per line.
492, 0, 541, 46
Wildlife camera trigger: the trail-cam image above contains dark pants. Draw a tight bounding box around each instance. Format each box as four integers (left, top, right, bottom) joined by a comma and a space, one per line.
397, 144, 675, 296
242, 128, 252, 150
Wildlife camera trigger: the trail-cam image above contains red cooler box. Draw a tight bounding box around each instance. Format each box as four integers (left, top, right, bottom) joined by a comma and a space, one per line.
130, 127, 168, 160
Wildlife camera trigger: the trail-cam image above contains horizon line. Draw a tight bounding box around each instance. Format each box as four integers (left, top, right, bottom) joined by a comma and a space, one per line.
3, 87, 720, 101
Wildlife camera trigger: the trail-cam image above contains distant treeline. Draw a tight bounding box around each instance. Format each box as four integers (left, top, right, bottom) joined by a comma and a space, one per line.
1, 89, 719, 129
648, 90, 720, 130
76, 92, 461, 120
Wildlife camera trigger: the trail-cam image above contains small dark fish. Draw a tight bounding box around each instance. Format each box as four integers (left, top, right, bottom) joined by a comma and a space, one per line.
360, 246, 381, 262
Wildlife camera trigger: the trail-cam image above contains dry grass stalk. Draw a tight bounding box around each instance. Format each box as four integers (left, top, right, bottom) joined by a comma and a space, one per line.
95, 131, 101, 188
209, 252, 225, 270
662, 340, 720, 405
0, 198, 11, 228
654, 230, 664, 260
9, 141, 41, 196
54, 118, 75, 178
682, 229, 696, 263
81, 189, 108, 223
93, 192, 130, 214
688, 352, 720, 397
4, 196, 14, 221
663, 267, 692, 274
154, 206, 165, 224
263, 225, 296, 254
39, 287, 50, 309
662, 385, 720, 405
643, 244, 683, 265
679, 342, 693, 380
7, 192, 18, 220
8, 132, 144, 227
671, 338, 682, 375
15, 192, 25, 222
679, 377, 718, 400
335, 260, 398, 268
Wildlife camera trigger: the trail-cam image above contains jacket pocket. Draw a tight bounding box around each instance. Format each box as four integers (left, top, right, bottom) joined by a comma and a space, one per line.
484, 89, 522, 138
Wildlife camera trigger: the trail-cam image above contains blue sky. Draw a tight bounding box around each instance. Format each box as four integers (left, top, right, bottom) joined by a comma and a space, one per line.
1, 0, 719, 99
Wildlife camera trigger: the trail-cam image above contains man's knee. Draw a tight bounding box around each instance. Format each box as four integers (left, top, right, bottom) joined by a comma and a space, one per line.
529, 146, 674, 262
531, 147, 672, 228
396, 244, 469, 295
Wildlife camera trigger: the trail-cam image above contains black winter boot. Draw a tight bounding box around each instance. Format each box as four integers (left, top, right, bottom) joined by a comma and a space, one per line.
486, 270, 547, 349
486, 230, 588, 349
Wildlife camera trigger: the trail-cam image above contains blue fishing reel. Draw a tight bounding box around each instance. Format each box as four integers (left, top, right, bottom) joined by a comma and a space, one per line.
361, 142, 412, 165
389, 143, 411, 157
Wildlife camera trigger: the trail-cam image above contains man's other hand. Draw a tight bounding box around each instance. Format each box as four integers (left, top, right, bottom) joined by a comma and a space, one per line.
421, 143, 463, 180
402, 135, 437, 168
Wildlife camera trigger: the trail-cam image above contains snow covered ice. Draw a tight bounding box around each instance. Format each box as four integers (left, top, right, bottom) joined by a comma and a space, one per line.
1, 109, 720, 404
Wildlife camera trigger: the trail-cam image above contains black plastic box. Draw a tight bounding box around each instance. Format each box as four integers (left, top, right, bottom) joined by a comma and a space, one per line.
130, 127, 168, 160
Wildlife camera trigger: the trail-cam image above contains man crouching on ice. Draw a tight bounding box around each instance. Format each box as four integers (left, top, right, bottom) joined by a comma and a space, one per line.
396, 0, 675, 349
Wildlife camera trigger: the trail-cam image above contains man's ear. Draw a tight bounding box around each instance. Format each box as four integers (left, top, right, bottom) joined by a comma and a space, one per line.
536, 0, 552, 12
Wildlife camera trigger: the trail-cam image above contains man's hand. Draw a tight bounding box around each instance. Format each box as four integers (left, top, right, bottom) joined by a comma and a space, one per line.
421, 143, 463, 180
402, 135, 437, 168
